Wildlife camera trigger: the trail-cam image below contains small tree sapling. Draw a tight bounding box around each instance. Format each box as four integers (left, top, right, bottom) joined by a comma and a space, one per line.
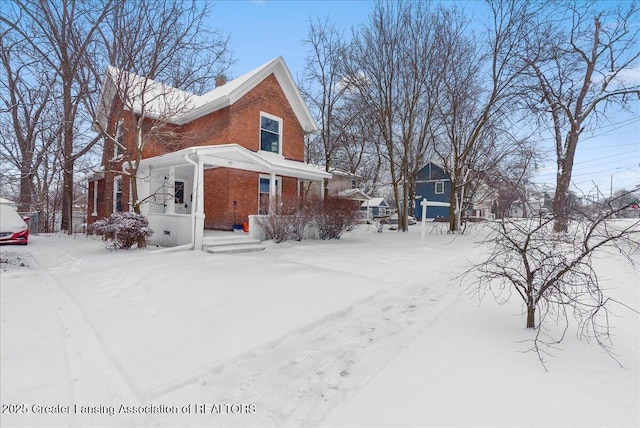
466, 190, 639, 367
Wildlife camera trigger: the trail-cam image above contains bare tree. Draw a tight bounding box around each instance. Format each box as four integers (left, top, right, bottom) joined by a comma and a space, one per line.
332, 97, 386, 196
93, 0, 232, 217
468, 191, 639, 367
0, 56, 60, 213
431, 1, 531, 232
1, 0, 114, 233
301, 17, 353, 196
1, 0, 231, 233
0, 23, 70, 232
344, 1, 439, 231
486, 138, 542, 219
521, 0, 640, 233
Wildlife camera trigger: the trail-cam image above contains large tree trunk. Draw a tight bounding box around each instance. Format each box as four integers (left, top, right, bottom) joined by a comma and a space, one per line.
18, 162, 34, 212
60, 162, 74, 234
60, 61, 74, 235
131, 172, 141, 214
400, 174, 408, 232
552, 171, 572, 233
553, 132, 578, 233
526, 304, 536, 328
449, 182, 457, 232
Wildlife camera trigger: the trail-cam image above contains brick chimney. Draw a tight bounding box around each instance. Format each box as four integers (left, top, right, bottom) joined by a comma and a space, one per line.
215, 74, 227, 87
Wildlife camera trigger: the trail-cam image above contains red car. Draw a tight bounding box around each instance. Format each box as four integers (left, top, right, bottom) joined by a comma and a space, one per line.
0, 204, 29, 245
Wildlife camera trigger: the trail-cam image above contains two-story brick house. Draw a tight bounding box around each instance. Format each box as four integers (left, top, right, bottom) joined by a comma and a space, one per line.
87, 57, 330, 249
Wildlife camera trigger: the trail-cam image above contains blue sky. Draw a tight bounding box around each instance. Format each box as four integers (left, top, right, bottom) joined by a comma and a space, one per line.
210, 0, 639, 197
211, 0, 374, 80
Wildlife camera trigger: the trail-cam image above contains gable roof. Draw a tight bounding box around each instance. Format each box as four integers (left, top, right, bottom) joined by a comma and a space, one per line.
337, 188, 371, 201
95, 56, 318, 133
417, 161, 450, 181
362, 197, 388, 208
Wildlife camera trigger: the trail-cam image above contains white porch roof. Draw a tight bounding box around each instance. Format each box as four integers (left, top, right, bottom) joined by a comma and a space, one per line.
139, 144, 332, 181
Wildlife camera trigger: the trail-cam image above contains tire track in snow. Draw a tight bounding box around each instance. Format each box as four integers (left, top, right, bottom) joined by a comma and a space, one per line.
152, 275, 461, 427
26, 246, 151, 427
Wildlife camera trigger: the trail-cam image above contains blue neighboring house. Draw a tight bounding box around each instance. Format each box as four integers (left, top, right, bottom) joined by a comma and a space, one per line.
413, 162, 451, 220
361, 197, 390, 218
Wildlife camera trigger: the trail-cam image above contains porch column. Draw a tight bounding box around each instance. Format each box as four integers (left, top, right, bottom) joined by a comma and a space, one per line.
319, 179, 325, 200
92, 181, 98, 217
193, 156, 205, 250
269, 171, 277, 212
166, 166, 176, 214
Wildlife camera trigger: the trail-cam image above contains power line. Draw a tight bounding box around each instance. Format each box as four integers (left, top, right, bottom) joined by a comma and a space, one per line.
578, 142, 639, 151
570, 150, 639, 170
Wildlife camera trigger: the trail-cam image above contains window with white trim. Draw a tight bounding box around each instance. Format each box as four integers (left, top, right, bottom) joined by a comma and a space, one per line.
258, 175, 281, 215
113, 119, 124, 159
435, 181, 445, 194
260, 113, 282, 154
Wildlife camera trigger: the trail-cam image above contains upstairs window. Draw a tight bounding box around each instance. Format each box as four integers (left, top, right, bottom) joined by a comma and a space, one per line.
260, 113, 282, 154
113, 119, 124, 159
351, 179, 357, 189
435, 181, 445, 194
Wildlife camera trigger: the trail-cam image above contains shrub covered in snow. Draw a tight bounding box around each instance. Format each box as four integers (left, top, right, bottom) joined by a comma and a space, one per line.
311, 197, 360, 240
258, 196, 358, 242
257, 197, 313, 243
91, 212, 153, 250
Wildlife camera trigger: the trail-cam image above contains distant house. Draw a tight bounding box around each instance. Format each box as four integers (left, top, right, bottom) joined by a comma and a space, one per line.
513, 195, 546, 218
362, 197, 390, 218
307, 168, 370, 200
87, 57, 330, 249
327, 169, 360, 194
412, 162, 496, 221
338, 188, 371, 206
413, 162, 451, 220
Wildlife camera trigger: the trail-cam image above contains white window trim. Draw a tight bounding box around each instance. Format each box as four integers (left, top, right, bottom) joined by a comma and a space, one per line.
258, 175, 282, 195
112, 119, 124, 161
259, 111, 283, 156
258, 174, 282, 214
435, 181, 445, 195
114, 175, 123, 212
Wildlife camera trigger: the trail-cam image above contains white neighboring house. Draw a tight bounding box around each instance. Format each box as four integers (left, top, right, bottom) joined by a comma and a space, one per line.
338, 188, 371, 205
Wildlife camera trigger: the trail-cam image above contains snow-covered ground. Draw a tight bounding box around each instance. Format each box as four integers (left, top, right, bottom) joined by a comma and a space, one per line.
1, 224, 638, 427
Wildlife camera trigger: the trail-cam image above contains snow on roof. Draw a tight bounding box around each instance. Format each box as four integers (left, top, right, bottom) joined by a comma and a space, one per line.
362, 197, 387, 207
0, 197, 17, 207
96, 57, 318, 133
328, 168, 359, 178
338, 189, 371, 200
138, 144, 332, 182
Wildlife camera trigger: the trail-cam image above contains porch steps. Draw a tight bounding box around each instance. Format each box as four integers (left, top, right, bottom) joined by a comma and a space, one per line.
202, 235, 266, 254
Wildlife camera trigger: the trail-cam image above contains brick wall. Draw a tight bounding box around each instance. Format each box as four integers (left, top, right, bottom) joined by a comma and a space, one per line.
92, 72, 309, 228
202, 169, 300, 230
229, 74, 305, 161
181, 74, 305, 160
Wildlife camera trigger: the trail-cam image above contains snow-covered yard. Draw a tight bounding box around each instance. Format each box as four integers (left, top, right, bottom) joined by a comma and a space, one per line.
1, 224, 638, 427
